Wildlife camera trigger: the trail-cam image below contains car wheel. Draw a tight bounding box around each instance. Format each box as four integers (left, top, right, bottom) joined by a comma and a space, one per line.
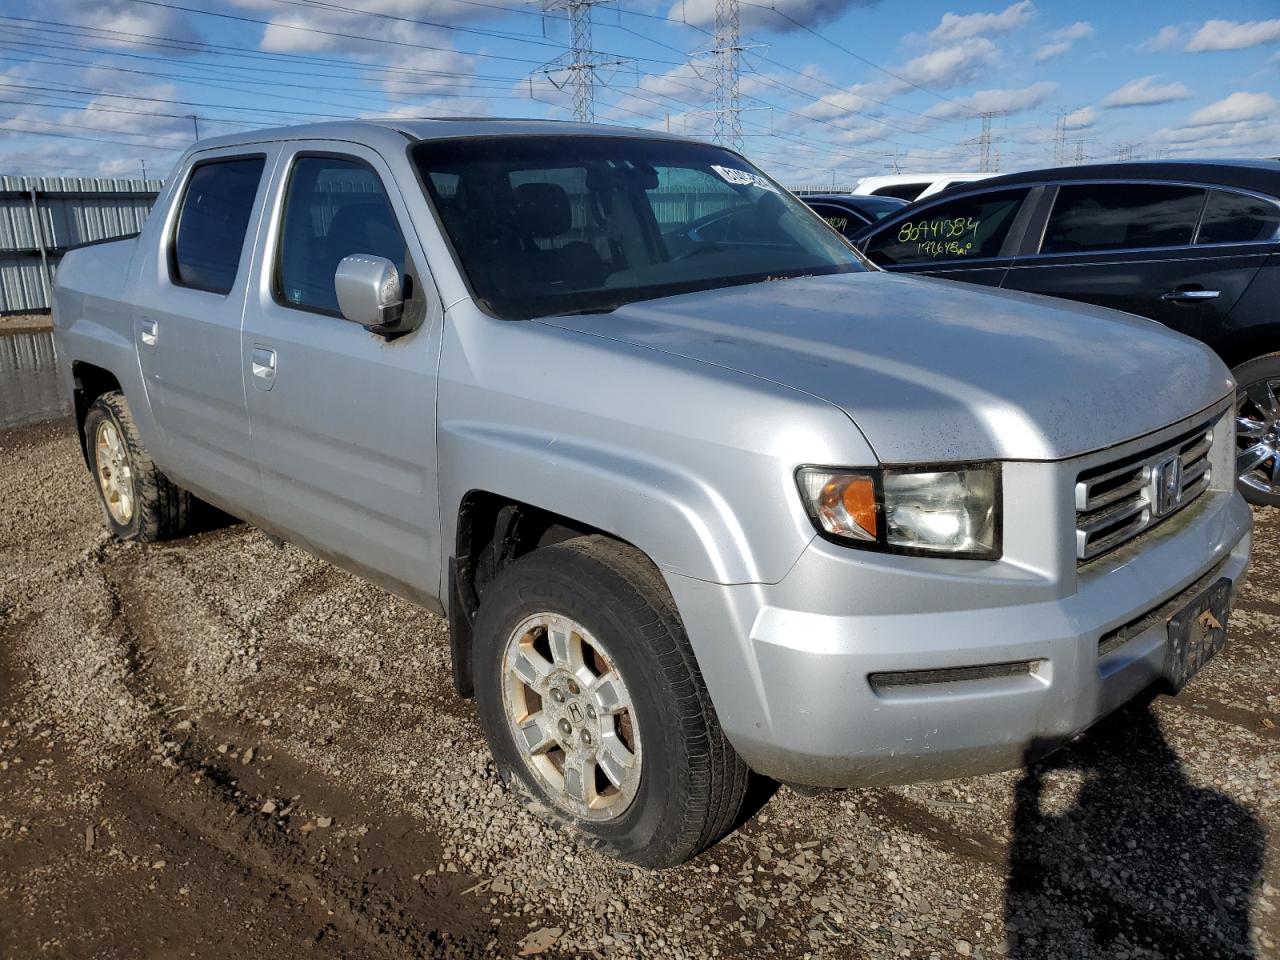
1233, 354, 1280, 507
84, 391, 191, 541
472, 535, 749, 867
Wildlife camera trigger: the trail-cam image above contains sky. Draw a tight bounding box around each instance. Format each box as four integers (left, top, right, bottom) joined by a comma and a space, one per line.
0, 0, 1276, 185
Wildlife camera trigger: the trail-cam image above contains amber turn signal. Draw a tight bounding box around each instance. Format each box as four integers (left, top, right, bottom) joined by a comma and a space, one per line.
797, 469, 878, 542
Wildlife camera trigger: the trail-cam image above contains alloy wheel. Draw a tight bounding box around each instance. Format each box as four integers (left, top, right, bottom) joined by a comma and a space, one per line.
1237, 378, 1280, 497
94, 418, 135, 525
500, 612, 642, 822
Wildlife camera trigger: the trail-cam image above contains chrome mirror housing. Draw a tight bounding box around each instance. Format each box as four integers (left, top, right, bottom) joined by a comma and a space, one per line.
335, 254, 404, 332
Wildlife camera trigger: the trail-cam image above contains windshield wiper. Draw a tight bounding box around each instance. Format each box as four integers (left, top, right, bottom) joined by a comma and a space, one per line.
550, 305, 620, 317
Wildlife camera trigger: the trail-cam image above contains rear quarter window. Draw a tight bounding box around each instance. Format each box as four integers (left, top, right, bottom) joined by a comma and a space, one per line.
171, 156, 266, 295
1196, 189, 1280, 244
807, 203, 863, 238
1040, 183, 1203, 255
864, 189, 1027, 266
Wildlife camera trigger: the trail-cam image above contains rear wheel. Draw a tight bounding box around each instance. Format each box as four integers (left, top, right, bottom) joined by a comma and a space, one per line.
472, 535, 749, 867
1232, 354, 1280, 507
84, 391, 192, 541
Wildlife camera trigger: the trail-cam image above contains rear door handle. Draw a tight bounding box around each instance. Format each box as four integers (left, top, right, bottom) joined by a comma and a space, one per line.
250, 345, 277, 390
1161, 288, 1220, 302
139, 318, 157, 347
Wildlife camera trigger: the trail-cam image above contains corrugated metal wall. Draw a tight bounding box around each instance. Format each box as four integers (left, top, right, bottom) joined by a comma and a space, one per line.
0, 176, 163, 314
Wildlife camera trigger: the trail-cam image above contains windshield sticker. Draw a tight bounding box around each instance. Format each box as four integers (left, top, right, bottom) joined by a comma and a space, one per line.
711, 165, 779, 193
896, 216, 981, 257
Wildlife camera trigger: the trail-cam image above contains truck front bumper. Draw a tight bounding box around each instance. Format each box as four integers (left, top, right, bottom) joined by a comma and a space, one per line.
666, 487, 1251, 788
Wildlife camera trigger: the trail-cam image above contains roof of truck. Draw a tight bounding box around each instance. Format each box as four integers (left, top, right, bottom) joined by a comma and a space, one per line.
194, 118, 690, 153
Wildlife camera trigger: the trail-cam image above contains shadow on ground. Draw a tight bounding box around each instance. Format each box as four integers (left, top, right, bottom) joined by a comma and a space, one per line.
1006, 702, 1265, 959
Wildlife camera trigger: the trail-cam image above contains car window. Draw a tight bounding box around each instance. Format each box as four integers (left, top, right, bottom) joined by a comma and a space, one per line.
413, 136, 863, 320
171, 156, 265, 295
864, 189, 1027, 266
870, 183, 927, 202
1041, 183, 1204, 255
1196, 189, 1280, 245
807, 203, 864, 238
276, 156, 408, 316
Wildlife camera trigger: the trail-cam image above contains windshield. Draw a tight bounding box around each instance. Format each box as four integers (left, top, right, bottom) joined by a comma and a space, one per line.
411, 135, 866, 320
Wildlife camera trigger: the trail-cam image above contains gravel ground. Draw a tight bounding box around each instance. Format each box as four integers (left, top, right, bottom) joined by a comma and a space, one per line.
1, 416, 1277, 959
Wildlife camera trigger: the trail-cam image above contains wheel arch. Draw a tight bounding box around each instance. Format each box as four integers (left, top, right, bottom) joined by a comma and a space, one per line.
1208, 325, 1280, 373
448, 490, 640, 698
70, 361, 123, 466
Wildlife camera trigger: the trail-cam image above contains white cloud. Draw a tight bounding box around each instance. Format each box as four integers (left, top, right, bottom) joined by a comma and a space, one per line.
1035, 21, 1093, 61
1188, 91, 1278, 125
895, 37, 1000, 91
923, 80, 1056, 120
666, 0, 878, 32
928, 1, 1034, 44
1148, 118, 1280, 157
1100, 75, 1193, 109
1138, 25, 1182, 52
47, 0, 205, 51
1185, 18, 1280, 52
1063, 105, 1097, 129
800, 35, 999, 121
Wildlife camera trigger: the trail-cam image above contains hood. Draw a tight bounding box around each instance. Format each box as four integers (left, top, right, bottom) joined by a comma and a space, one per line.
537, 271, 1233, 463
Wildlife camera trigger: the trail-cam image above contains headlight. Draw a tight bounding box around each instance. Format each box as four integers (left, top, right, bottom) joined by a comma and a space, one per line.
796, 464, 1000, 559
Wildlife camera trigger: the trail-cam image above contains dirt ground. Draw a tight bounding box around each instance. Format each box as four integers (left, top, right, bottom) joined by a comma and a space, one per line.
1, 416, 1277, 960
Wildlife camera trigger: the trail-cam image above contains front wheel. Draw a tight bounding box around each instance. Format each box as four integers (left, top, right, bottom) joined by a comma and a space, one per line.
472, 536, 749, 867
1233, 354, 1280, 507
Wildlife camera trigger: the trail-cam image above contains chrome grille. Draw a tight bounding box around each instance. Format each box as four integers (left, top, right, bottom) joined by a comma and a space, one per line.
1075, 422, 1214, 562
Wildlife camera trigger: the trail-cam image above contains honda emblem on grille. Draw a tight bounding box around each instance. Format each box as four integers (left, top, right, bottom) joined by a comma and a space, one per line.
1153, 455, 1183, 516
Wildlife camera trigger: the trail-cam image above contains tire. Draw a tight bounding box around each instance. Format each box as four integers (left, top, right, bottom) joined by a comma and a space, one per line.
472, 535, 749, 868
83, 391, 191, 541
1232, 353, 1280, 508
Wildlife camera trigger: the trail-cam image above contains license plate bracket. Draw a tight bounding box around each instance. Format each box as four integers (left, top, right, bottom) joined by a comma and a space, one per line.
1164, 577, 1231, 692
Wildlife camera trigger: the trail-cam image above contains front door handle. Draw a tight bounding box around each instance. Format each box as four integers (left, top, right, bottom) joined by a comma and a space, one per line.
139, 318, 157, 347
250, 345, 277, 390
1161, 287, 1220, 302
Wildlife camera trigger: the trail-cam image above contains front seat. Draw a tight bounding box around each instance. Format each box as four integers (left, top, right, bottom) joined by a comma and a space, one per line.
513, 181, 607, 289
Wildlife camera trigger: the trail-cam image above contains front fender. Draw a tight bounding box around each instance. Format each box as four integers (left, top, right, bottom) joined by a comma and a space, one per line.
439, 421, 782, 585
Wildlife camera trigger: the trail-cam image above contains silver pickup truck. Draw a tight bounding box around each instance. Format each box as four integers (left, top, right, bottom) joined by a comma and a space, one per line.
53, 120, 1251, 867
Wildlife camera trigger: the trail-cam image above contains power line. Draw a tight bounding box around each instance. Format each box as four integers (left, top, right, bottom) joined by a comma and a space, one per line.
736, 0, 981, 117
125, 0, 681, 68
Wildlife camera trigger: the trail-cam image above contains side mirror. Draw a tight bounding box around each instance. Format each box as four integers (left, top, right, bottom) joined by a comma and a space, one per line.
335, 254, 404, 333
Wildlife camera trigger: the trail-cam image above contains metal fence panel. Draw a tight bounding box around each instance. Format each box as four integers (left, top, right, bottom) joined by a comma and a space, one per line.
0, 176, 163, 313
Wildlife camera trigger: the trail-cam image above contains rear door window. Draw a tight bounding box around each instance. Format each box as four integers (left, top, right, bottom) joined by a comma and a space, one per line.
1195, 189, 1280, 245
275, 155, 408, 316
864, 189, 1028, 266
1041, 183, 1204, 255
171, 156, 265, 294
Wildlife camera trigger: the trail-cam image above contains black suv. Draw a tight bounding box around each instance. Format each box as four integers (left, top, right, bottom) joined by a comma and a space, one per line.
851, 160, 1280, 504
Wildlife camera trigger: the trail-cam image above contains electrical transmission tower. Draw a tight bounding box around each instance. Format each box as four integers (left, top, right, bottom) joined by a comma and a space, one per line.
967, 112, 1002, 173
538, 0, 627, 123
713, 0, 743, 151
1052, 110, 1068, 167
